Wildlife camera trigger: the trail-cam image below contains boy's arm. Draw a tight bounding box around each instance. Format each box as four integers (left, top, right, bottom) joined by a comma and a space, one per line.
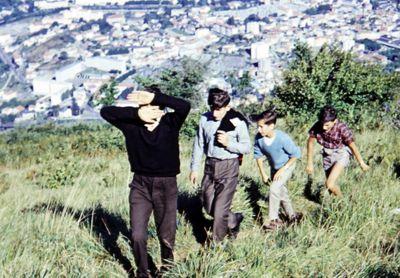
224, 121, 251, 154
282, 133, 301, 159
189, 118, 205, 184
100, 106, 141, 131
151, 92, 191, 129
256, 158, 269, 184
306, 136, 316, 174
254, 138, 269, 183
273, 157, 297, 181
274, 134, 301, 180
348, 142, 369, 171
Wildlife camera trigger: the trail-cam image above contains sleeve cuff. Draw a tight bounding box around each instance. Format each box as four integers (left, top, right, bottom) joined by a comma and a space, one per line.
254, 154, 263, 159
150, 92, 165, 106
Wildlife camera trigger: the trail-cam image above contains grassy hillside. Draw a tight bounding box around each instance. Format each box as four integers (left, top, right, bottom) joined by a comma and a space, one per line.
0, 123, 399, 277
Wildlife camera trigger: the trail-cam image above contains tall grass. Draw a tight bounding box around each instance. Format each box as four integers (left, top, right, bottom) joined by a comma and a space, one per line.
0, 123, 399, 277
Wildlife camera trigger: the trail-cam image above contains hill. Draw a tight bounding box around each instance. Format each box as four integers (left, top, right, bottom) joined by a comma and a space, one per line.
0, 123, 399, 277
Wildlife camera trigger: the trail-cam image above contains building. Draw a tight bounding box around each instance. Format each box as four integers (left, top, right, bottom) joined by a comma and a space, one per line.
251, 41, 271, 61
75, 0, 130, 5
55, 62, 86, 82
32, 78, 73, 97
85, 57, 127, 73
34, 0, 69, 10
247, 22, 261, 35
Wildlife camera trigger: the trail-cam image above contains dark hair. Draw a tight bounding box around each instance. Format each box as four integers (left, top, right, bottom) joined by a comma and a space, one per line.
135, 84, 166, 110
250, 106, 277, 125
207, 88, 230, 110
318, 105, 337, 123
144, 85, 162, 95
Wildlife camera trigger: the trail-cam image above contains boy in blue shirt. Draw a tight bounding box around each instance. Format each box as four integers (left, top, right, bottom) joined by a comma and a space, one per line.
252, 108, 302, 231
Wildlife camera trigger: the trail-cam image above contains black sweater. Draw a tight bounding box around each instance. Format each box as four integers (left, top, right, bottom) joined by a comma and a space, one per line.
100, 93, 191, 177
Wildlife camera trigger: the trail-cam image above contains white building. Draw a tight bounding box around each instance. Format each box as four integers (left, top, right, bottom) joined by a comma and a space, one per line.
62, 8, 104, 21
246, 22, 261, 35
106, 14, 126, 25
55, 62, 86, 82
18, 111, 35, 121
85, 57, 127, 73
339, 36, 355, 51
0, 34, 14, 47
258, 59, 273, 76
132, 47, 153, 58
35, 0, 69, 10
1, 90, 17, 102
32, 78, 73, 97
73, 88, 89, 108
171, 9, 186, 17
305, 37, 331, 49
75, 0, 130, 5
35, 96, 51, 112
59, 107, 72, 118
251, 41, 271, 61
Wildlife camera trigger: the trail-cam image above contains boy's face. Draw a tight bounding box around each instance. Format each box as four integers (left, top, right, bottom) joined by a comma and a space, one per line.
322, 119, 337, 131
257, 120, 275, 138
211, 106, 229, 121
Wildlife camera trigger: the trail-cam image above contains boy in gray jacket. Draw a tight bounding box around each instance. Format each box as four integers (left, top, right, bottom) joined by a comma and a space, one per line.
190, 88, 251, 241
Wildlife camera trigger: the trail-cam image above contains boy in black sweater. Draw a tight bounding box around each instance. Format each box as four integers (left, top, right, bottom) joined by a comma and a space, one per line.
100, 88, 190, 277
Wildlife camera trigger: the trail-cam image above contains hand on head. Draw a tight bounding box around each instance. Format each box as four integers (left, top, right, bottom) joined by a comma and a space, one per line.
127, 91, 155, 106
138, 105, 165, 124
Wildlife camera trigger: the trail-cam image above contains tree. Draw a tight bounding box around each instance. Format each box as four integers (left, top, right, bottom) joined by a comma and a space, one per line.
274, 43, 400, 129
96, 79, 118, 107
227, 70, 254, 98
135, 58, 206, 108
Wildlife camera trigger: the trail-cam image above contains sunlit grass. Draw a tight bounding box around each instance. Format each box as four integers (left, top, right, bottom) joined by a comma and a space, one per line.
0, 124, 399, 277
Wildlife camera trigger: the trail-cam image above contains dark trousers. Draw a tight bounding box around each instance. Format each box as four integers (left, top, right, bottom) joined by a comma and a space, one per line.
201, 157, 240, 242
129, 174, 178, 277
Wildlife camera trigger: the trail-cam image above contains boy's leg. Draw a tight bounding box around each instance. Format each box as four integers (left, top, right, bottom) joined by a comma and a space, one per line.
281, 185, 295, 218
268, 165, 295, 221
129, 175, 153, 277
325, 163, 344, 197
323, 147, 350, 197
279, 165, 296, 218
152, 177, 178, 270
212, 176, 238, 241
269, 179, 281, 221
212, 159, 240, 242
201, 158, 216, 216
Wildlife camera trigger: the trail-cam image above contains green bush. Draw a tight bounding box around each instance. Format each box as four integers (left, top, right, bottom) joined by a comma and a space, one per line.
273, 43, 400, 130
180, 111, 202, 139
135, 57, 206, 109
30, 158, 80, 189
94, 79, 118, 107
0, 173, 10, 195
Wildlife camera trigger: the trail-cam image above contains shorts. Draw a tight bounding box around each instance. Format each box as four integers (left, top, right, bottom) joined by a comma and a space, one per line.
322, 146, 352, 174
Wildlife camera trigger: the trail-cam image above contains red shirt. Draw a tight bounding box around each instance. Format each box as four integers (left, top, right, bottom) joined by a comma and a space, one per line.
309, 121, 354, 149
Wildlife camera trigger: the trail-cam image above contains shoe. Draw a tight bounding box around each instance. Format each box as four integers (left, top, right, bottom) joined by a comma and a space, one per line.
288, 212, 303, 225
262, 219, 284, 231
229, 213, 244, 239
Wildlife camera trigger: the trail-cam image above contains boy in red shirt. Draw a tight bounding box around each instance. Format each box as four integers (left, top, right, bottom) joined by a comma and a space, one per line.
306, 106, 369, 197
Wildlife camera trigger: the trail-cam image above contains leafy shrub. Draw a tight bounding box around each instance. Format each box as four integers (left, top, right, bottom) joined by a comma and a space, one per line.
180, 111, 202, 139
0, 173, 10, 194
28, 159, 80, 189
135, 57, 206, 108
94, 80, 118, 107
273, 43, 400, 129
101, 172, 118, 188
